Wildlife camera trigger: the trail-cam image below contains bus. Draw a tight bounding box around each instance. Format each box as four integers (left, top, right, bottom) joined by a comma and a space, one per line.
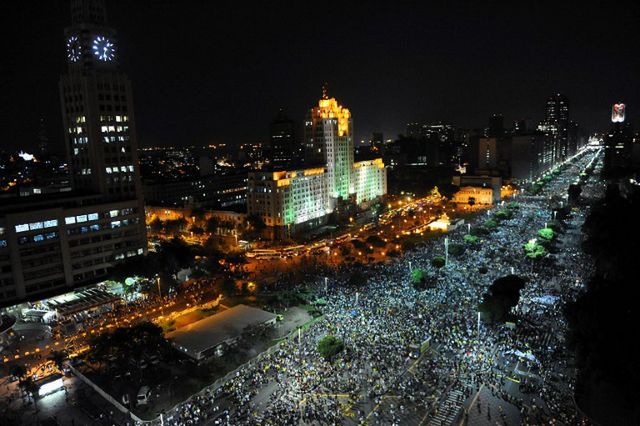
246, 249, 278, 259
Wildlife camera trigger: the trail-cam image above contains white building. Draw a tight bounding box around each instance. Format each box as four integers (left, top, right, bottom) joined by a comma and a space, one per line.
247, 168, 330, 237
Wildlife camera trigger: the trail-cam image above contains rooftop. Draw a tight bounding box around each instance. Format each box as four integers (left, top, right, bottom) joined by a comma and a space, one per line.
166, 304, 277, 359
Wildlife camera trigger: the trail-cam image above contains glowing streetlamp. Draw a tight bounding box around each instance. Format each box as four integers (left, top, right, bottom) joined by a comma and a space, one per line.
444, 237, 449, 266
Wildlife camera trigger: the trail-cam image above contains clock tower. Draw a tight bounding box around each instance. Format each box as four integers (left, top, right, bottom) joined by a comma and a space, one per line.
59, 0, 143, 205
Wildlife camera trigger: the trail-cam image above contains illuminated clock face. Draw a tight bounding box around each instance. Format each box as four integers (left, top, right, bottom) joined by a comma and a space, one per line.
92, 35, 115, 61
66, 35, 81, 62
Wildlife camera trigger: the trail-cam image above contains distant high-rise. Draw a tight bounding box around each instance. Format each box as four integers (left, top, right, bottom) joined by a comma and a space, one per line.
269, 109, 297, 168
371, 132, 384, 150
543, 93, 570, 160
487, 114, 504, 138
304, 85, 354, 201
37, 118, 49, 156
604, 102, 633, 175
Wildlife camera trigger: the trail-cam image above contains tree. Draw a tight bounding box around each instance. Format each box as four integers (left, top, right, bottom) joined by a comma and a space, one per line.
478, 275, 526, 323
448, 243, 464, 256
411, 268, 436, 290
523, 240, 547, 259
206, 217, 220, 234
494, 209, 512, 221
48, 350, 67, 372
149, 217, 164, 233
463, 234, 479, 244
347, 270, 367, 287
470, 226, 489, 236
189, 225, 205, 235
9, 364, 27, 383
19, 376, 39, 409
317, 335, 345, 361
411, 268, 427, 285
164, 217, 188, 233
537, 227, 555, 241
215, 276, 236, 297
366, 235, 386, 247
484, 219, 498, 229
431, 256, 445, 268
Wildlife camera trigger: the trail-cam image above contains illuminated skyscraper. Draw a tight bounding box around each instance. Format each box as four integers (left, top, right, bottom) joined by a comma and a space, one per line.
60, 0, 143, 202
543, 93, 570, 161
304, 86, 354, 203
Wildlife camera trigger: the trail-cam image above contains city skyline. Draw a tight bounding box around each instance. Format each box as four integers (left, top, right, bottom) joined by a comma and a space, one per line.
4, 1, 640, 152
1, 2, 639, 424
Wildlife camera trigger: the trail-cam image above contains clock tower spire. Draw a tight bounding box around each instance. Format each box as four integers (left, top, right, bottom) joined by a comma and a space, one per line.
59, 0, 143, 208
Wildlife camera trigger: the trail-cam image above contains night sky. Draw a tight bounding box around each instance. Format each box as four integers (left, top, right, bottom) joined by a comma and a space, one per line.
3, 1, 640, 152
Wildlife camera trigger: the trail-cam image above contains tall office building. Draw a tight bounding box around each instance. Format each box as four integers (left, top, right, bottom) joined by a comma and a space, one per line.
604, 103, 633, 176
304, 86, 354, 202
0, 0, 146, 305
543, 94, 570, 161
487, 114, 505, 138
270, 109, 297, 168
60, 0, 143, 202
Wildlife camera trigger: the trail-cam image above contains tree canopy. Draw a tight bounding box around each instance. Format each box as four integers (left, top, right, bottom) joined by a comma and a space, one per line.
478, 275, 526, 323
317, 335, 345, 361
431, 256, 445, 268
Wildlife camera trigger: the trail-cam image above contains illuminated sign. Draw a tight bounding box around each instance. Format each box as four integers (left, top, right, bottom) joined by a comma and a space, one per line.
612, 103, 625, 123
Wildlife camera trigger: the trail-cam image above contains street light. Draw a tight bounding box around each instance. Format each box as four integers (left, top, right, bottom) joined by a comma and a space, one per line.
444, 237, 449, 266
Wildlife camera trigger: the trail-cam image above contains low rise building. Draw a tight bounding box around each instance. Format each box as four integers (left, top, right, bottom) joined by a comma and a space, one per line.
167, 304, 277, 362
452, 186, 495, 205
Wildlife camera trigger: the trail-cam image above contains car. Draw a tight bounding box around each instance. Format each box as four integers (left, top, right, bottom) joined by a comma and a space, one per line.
136, 386, 151, 405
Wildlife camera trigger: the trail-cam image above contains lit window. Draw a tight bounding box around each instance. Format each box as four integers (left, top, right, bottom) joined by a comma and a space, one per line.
111, 221, 121, 228
15, 224, 29, 233
101, 126, 109, 133
137, 248, 143, 255
88, 213, 99, 221
128, 165, 134, 172
43, 220, 58, 228
76, 215, 87, 223
106, 167, 112, 174
109, 210, 119, 217
65, 217, 76, 225
33, 234, 44, 242
29, 222, 44, 231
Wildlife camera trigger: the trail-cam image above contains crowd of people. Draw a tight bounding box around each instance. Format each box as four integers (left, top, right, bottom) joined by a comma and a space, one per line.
156, 150, 602, 426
